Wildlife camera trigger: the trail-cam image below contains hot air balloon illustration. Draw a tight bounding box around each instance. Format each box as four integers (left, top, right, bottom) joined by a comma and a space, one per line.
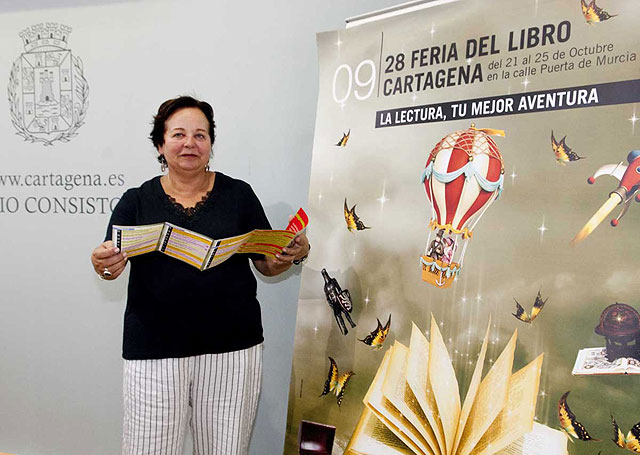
420, 125, 505, 289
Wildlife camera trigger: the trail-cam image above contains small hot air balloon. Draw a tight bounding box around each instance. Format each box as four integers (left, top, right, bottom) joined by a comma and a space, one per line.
420, 125, 505, 288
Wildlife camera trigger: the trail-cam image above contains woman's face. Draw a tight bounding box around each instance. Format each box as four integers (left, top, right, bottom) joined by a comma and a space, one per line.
159, 107, 212, 174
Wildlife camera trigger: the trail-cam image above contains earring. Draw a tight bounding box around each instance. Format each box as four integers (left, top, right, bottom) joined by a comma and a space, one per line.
157, 154, 167, 172
206, 150, 213, 172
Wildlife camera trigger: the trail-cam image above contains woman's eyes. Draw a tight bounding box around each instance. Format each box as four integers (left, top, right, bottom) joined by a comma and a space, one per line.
171, 133, 206, 139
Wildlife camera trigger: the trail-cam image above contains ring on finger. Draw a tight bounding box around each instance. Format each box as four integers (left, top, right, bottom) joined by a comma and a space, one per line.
103, 267, 112, 278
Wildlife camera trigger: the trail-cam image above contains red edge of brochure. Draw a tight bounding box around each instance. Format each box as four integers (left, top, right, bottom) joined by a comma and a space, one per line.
285, 208, 309, 234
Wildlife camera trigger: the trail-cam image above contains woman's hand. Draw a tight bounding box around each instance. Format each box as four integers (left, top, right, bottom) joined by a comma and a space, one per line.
252, 233, 310, 277
91, 241, 128, 280
280, 233, 310, 263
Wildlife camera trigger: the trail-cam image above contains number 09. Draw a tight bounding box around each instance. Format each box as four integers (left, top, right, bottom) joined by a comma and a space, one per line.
332, 60, 376, 104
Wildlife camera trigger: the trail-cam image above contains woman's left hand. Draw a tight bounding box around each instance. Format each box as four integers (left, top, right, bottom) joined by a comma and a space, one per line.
277, 233, 310, 264
253, 232, 310, 276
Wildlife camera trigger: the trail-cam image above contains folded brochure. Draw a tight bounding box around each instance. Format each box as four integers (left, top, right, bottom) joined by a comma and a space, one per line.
112, 208, 308, 271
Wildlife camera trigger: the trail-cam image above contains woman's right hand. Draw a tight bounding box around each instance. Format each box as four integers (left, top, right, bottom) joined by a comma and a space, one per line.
91, 241, 128, 280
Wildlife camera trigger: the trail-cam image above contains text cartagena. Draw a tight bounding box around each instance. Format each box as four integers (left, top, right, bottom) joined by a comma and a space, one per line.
382, 21, 570, 96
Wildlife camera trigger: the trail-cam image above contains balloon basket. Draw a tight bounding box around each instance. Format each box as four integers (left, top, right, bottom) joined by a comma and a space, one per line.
421, 256, 458, 289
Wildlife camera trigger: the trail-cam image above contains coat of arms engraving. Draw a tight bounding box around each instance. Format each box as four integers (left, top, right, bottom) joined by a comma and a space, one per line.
8, 23, 88, 146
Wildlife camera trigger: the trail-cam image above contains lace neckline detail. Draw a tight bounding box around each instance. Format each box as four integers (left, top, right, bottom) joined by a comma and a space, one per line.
159, 172, 217, 221
165, 190, 212, 218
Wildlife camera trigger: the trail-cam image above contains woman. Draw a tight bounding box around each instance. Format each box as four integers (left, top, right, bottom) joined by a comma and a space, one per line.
90, 96, 310, 455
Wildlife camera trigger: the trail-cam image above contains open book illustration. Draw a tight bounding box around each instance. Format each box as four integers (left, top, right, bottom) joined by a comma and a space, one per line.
112, 208, 308, 271
345, 315, 552, 455
572, 347, 640, 375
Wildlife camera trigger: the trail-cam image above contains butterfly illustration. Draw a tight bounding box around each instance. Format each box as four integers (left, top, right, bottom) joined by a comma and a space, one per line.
612, 415, 640, 452
320, 357, 354, 407
558, 391, 600, 442
512, 289, 547, 324
344, 198, 370, 232
581, 0, 616, 24
336, 129, 350, 147
552, 131, 585, 165
359, 314, 391, 349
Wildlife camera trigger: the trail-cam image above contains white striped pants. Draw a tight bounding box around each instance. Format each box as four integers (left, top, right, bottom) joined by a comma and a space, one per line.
122, 344, 262, 455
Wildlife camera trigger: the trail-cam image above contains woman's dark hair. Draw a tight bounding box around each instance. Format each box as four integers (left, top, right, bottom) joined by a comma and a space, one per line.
150, 96, 216, 150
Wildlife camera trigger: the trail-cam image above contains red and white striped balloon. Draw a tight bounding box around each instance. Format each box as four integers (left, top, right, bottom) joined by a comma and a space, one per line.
423, 127, 504, 234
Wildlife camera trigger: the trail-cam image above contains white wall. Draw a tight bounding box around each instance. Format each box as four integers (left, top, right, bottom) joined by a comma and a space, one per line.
0, 1, 401, 454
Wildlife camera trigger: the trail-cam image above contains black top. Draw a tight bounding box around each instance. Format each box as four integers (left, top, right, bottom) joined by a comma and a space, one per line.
105, 172, 271, 360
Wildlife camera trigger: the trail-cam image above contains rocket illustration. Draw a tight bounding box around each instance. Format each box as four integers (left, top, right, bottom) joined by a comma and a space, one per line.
572, 150, 640, 244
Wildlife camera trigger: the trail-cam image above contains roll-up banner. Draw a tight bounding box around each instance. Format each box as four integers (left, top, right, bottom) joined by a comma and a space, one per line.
285, 0, 638, 454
